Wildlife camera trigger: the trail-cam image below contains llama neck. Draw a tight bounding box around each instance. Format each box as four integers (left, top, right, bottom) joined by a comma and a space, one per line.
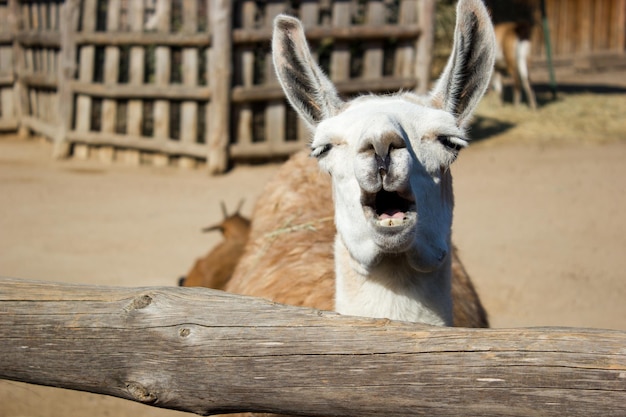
333, 236, 453, 326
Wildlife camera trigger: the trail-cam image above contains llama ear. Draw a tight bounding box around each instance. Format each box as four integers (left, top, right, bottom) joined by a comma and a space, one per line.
272, 15, 344, 130
430, 0, 496, 128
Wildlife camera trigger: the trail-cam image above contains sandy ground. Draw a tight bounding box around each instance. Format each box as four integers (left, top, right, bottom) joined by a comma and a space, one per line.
1, 82, 625, 416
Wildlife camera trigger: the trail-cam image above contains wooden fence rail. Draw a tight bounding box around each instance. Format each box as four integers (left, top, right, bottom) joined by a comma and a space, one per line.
1, 277, 625, 417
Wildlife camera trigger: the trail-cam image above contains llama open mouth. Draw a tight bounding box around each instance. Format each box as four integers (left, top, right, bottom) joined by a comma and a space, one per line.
363, 190, 416, 228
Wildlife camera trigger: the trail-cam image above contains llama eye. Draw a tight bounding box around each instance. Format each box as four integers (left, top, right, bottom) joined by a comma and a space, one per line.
437, 135, 467, 152
311, 143, 333, 159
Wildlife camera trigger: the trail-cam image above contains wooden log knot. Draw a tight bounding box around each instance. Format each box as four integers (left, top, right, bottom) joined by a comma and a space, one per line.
124, 294, 153, 312
126, 381, 157, 404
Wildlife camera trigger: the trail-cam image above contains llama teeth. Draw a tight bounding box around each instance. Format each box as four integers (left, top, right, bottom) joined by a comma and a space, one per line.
378, 218, 404, 227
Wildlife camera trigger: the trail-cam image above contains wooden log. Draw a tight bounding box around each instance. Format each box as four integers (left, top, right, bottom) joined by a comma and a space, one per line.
0, 277, 624, 417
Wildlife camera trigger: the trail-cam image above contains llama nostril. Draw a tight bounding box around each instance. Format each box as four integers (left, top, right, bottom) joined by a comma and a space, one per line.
375, 153, 390, 175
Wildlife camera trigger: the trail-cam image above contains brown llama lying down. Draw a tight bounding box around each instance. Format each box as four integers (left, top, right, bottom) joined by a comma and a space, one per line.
179, 201, 250, 290
224, 0, 495, 329
182, 160, 486, 325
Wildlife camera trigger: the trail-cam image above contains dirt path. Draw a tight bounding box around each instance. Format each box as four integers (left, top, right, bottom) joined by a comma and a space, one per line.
1, 86, 625, 416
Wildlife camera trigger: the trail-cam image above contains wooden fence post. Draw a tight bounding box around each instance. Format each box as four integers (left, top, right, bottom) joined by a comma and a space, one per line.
8, 0, 29, 138
152, 0, 172, 167
0, 277, 625, 417
98, 0, 122, 163
179, 0, 200, 169
416, 0, 436, 94
207, 0, 232, 174
74, 0, 96, 139
53, 0, 79, 159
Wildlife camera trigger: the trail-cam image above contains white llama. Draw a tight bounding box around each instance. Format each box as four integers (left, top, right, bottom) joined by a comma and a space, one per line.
227, 0, 495, 327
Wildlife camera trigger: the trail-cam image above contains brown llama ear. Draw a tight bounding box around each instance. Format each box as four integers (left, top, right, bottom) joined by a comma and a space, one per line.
430, 0, 496, 128
272, 15, 344, 130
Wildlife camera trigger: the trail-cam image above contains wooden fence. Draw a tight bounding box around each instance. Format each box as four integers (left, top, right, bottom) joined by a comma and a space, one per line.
2, 0, 625, 173
1, 277, 625, 416
0, 0, 435, 173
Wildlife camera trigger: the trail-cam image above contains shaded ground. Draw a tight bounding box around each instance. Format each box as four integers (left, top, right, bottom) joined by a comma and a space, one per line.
1, 73, 625, 416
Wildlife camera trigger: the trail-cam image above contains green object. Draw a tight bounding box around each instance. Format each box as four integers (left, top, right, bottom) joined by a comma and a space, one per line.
540, 0, 557, 99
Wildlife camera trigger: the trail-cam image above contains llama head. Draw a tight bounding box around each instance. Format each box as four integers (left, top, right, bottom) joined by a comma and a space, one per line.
272, 0, 495, 271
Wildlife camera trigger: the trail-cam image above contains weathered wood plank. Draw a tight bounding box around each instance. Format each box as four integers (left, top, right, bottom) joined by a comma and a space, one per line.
233, 0, 257, 148
296, 1, 320, 142
9, 0, 31, 138
231, 77, 417, 103
101, 0, 121, 137
70, 80, 210, 101
14, 30, 61, 47
207, 0, 232, 174
362, 0, 385, 80
395, 0, 418, 78
21, 114, 57, 138
126, 0, 145, 143
415, 0, 435, 94
65, 130, 208, 157
263, 3, 287, 155
232, 23, 421, 43
180, 0, 198, 149
615, 0, 626, 52
153, 0, 172, 145
74, 0, 97, 133
330, 1, 351, 82
0, 277, 624, 417
230, 140, 309, 158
